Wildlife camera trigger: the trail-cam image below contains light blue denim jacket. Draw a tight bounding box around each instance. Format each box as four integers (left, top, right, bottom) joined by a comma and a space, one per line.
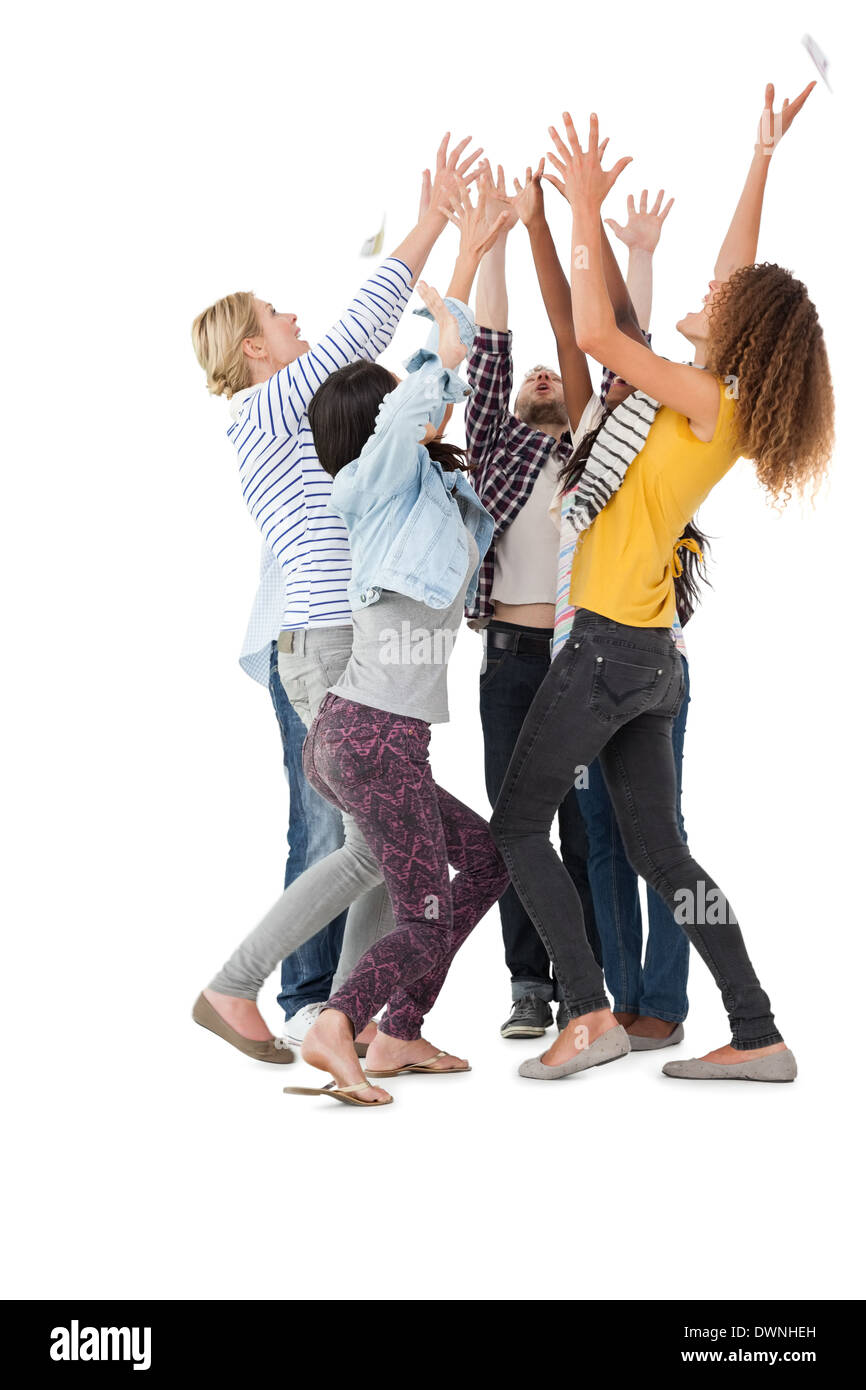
330, 339, 494, 612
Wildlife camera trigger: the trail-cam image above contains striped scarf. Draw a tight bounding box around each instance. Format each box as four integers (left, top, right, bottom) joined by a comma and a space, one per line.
561, 388, 661, 539
552, 389, 662, 657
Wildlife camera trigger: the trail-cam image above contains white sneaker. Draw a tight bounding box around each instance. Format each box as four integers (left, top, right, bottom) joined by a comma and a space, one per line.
281, 1001, 326, 1045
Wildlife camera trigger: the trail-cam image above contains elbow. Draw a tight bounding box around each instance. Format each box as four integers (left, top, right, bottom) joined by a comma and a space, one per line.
575, 328, 610, 358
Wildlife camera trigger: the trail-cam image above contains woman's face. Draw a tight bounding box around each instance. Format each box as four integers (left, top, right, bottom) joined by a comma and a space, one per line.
676, 280, 723, 346
250, 298, 310, 370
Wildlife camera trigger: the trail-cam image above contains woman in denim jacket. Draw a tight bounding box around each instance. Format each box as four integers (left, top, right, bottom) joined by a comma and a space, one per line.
283, 277, 509, 1107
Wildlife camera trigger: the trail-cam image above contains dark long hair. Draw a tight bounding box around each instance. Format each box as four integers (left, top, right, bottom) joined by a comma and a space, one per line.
308, 360, 468, 478
559, 405, 712, 627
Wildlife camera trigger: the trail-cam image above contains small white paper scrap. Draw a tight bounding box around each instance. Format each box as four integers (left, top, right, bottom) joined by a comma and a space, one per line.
802, 33, 832, 91
360, 216, 386, 258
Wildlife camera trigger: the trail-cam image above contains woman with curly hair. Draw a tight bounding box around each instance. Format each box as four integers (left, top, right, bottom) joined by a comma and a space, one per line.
491, 83, 833, 1083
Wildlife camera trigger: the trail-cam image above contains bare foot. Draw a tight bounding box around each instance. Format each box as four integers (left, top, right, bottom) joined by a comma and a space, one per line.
615, 1011, 639, 1028
540, 1007, 619, 1066
699, 1041, 789, 1065
203, 988, 273, 1041
365, 1032, 469, 1073
302, 1008, 391, 1104
356, 1021, 378, 1046
627, 1016, 680, 1040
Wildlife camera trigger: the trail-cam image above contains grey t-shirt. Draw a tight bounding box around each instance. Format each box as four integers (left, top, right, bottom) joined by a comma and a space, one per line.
330, 529, 479, 724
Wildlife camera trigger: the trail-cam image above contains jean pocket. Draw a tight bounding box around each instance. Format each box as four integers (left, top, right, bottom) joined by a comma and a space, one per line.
479, 651, 506, 691
589, 654, 665, 722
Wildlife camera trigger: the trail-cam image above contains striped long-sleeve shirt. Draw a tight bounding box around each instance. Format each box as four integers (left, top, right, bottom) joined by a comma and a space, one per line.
228, 257, 414, 631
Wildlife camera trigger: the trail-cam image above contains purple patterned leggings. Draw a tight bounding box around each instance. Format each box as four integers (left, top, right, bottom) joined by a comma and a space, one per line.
302, 694, 509, 1041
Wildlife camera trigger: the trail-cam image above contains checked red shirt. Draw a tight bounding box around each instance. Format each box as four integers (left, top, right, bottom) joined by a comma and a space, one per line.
464, 327, 573, 623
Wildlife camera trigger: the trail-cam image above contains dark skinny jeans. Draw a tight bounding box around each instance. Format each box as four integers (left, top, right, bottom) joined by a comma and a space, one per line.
490, 610, 783, 1050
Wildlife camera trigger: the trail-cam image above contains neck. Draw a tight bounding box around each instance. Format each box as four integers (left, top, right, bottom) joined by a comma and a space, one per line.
519, 417, 569, 441
248, 361, 274, 387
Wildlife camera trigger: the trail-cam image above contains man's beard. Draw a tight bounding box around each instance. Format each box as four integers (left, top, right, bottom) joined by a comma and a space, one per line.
519, 399, 569, 430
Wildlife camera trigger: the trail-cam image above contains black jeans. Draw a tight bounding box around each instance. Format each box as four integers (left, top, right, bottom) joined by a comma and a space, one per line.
490, 610, 783, 1050
480, 621, 600, 1001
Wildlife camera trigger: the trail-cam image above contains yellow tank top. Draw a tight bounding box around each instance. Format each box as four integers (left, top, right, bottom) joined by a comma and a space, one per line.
569, 378, 741, 627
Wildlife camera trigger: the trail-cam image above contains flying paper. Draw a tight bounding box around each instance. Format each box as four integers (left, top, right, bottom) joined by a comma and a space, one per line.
802, 33, 832, 91
360, 216, 386, 258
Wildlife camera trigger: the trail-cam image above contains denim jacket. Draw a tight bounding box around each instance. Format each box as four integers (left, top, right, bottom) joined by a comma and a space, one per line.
330, 348, 494, 611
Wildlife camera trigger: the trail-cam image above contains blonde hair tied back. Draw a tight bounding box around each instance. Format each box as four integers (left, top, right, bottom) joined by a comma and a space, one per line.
191, 291, 260, 399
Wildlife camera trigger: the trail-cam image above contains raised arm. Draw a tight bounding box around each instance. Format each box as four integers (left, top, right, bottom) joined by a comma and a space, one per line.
471, 163, 520, 331
548, 111, 720, 434
605, 188, 674, 331
713, 82, 814, 281
512, 162, 592, 427
246, 136, 483, 437
332, 284, 469, 512
440, 176, 510, 305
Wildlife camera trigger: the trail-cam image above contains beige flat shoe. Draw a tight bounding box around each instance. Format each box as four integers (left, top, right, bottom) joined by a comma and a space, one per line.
192, 992, 294, 1064
284, 1081, 393, 1107
365, 1050, 471, 1078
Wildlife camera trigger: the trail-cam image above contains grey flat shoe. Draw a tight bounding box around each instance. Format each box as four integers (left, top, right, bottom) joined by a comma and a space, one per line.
627, 1023, 684, 1051
518, 1024, 630, 1080
662, 1048, 797, 1082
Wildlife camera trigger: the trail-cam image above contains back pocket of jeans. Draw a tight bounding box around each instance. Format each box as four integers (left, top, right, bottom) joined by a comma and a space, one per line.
589, 655, 664, 721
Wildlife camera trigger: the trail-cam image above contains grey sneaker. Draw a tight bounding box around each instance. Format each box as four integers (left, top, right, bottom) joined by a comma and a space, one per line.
501, 993, 553, 1039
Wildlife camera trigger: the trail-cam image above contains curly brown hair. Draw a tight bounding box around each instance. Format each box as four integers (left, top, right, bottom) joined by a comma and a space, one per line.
704, 262, 834, 505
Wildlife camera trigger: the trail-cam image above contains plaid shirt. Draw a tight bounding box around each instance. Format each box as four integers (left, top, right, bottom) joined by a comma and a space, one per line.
465, 328, 573, 623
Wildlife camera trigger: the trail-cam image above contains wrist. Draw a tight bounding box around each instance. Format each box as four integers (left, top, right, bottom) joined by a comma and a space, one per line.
419, 206, 448, 233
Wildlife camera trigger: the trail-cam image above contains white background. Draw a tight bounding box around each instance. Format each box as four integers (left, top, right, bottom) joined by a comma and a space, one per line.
3, 0, 864, 1302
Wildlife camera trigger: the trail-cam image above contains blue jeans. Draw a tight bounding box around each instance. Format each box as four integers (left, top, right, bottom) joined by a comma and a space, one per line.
574, 655, 691, 1022
267, 642, 347, 1018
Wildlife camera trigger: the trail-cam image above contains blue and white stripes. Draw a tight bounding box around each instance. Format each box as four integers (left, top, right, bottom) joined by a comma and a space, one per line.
229, 258, 414, 634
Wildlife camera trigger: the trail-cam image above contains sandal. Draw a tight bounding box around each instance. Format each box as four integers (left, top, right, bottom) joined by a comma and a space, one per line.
365, 1051, 471, 1078
283, 1080, 393, 1107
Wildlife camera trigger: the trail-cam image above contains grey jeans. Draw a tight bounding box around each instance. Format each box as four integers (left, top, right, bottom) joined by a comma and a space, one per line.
209, 628, 395, 1000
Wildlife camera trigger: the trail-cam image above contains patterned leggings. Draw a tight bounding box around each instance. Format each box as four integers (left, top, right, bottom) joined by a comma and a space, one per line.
303, 694, 509, 1041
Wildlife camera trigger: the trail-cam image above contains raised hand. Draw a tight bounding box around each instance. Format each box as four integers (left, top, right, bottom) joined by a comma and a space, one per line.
416, 281, 467, 370
440, 179, 510, 261
511, 159, 546, 227
418, 168, 433, 221
544, 112, 632, 209
755, 81, 816, 156
427, 133, 484, 216
477, 159, 520, 235
604, 189, 674, 252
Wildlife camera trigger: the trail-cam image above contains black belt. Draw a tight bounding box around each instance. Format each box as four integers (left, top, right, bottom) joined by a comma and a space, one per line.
487, 628, 552, 658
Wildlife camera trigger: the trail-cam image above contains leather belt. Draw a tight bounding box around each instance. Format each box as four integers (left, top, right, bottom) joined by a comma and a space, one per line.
277, 631, 296, 654
487, 628, 552, 658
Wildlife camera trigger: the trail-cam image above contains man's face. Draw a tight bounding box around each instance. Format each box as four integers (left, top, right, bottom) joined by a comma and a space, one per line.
515, 366, 568, 428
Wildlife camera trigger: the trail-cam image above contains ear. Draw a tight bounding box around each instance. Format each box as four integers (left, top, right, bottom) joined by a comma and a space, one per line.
242, 335, 266, 361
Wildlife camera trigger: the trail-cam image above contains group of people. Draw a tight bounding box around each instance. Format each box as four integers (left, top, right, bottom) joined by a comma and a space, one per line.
190, 82, 833, 1107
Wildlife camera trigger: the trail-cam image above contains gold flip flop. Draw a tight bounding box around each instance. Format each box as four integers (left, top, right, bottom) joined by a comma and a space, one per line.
283, 1080, 393, 1107
365, 1051, 471, 1078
